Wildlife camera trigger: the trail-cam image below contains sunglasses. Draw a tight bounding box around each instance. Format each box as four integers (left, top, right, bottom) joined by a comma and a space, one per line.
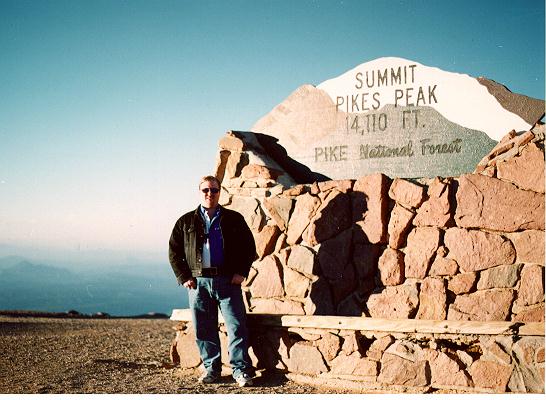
201, 187, 220, 194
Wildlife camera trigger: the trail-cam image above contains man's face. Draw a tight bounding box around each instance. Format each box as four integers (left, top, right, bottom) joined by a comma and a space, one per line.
199, 179, 220, 209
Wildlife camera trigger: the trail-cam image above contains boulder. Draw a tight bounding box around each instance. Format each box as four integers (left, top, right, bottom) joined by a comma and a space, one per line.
224, 151, 249, 180
214, 150, 231, 183
262, 196, 294, 232
336, 293, 363, 316
219, 132, 247, 152
304, 278, 335, 315
456, 350, 474, 368
469, 360, 513, 392
317, 332, 342, 362
228, 131, 296, 177
241, 164, 283, 181
513, 336, 542, 366
243, 267, 258, 287
274, 233, 288, 254
507, 230, 545, 265
383, 340, 426, 361
286, 245, 316, 276
286, 193, 321, 244
515, 264, 544, 307
508, 336, 545, 393
317, 229, 352, 281
416, 277, 446, 320
387, 204, 415, 249
276, 246, 291, 266
414, 178, 452, 227
250, 298, 305, 315
329, 263, 358, 305
352, 173, 390, 244
305, 190, 352, 245
448, 272, 477, 295
329, 353, 379, 376
218, 186, 231, 206
404, 227, 441, 279
268, 184, 284, 197
476, 264, 522, 290
227, 196, 265, 232
388, 178, 426, 209
283, 267, 310, 298
254, 224, 281, 260
318, 179, 354, 193
287, 342, 328, 375
480, 338, 511, 365
352, 243, 382, 280
249, 255, 284, 298
176, 331, 202, 368
444, 228, 516, 272
353, 358, 381, 377
340, 331, 361, 355
378, 247, 405, 286
535, 347, 544, 363
429, 248, 459, 277
425, 349, 472, 388
483, 130, 534, 164
455, 174, 544, 232
435, 243, 448, 258
283, 184, 307, 197
378, 353, 428, 387
512, 304, 545, 322
497, 142, 545, 193
476, 130, 515, 165
448, 289, 515, 321
366, 335, 395, 361
366, 283, 419, 319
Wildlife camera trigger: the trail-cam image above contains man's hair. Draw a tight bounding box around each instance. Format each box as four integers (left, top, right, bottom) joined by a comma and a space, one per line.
199, 175, 221, 189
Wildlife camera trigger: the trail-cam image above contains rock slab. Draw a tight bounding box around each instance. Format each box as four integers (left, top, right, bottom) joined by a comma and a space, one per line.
455, 174, 544, 232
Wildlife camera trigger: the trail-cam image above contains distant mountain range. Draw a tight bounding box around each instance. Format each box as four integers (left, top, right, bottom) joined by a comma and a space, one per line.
0, 256, 188, 316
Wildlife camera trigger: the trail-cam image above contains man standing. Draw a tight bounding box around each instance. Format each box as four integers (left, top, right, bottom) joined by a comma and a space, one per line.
168, 175, 256, 387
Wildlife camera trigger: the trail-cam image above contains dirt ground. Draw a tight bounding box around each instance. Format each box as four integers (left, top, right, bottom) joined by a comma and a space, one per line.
0, 314, 354, 394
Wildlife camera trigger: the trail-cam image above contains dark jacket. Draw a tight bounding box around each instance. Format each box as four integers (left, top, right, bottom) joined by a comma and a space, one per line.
168, 205, 256, 283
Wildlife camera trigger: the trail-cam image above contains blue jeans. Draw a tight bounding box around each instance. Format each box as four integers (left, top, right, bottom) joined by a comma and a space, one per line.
188, 276, 253, 378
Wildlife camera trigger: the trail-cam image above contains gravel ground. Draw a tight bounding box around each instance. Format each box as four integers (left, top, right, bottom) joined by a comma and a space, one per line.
0, 315, 353, 394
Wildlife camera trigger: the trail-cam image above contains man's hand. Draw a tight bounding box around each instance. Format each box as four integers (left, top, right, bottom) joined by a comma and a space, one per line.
231, 274, 245, 285
183, 279, 196, 289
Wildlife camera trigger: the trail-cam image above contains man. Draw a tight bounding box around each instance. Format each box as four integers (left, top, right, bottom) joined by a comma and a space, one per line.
168, 175, 256, 387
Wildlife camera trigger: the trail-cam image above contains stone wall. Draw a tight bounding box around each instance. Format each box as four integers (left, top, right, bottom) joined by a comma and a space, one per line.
214, 124, 545, 324
171, 316, 544, 393
171, 123, 544, 393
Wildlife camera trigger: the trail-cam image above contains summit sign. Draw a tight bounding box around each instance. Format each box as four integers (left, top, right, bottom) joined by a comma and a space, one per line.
252, 57, 544, 179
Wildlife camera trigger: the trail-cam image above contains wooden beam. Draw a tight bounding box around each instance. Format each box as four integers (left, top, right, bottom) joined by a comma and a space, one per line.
170, 309, 544, 336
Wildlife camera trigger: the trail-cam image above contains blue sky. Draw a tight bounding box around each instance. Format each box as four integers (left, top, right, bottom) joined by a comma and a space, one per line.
0, 0, 544, 266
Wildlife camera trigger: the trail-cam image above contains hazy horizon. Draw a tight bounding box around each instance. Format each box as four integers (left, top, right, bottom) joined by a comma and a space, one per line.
0, 253, 188, 316
0, 241, 166, 269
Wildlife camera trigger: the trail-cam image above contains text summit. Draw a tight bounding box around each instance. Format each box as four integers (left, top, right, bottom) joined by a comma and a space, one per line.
335, 64, 438, 112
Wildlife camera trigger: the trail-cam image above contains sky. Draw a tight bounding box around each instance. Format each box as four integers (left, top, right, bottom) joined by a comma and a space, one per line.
0, 0, 544, 267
